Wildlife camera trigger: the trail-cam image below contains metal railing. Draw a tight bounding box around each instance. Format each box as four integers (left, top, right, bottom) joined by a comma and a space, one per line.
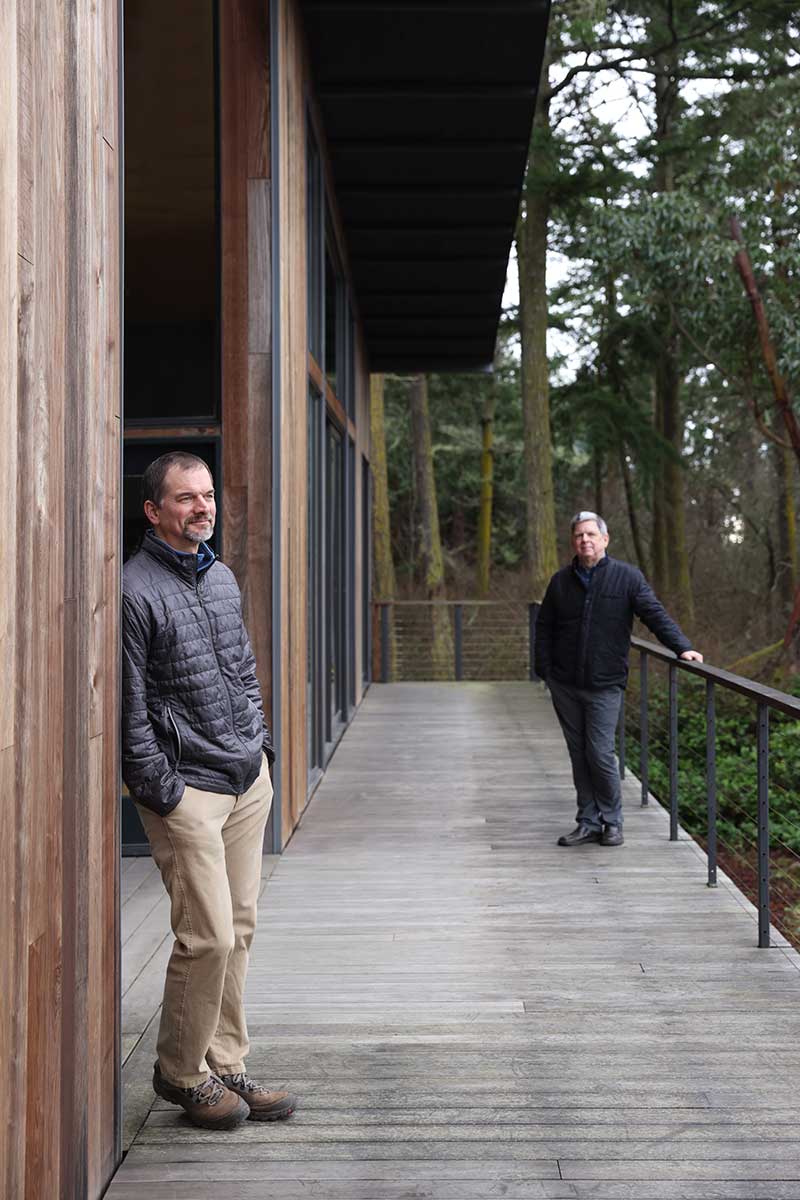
627, 637, 800, 949
375, 600, 541, 683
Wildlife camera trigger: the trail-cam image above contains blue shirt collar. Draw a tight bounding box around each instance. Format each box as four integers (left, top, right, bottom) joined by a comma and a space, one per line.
152, 533, 216, 575
573, 553, 607, 588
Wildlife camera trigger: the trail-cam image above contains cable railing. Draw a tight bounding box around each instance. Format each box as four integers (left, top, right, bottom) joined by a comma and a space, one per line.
624, 638, 800, 949
374, 600, 541, 683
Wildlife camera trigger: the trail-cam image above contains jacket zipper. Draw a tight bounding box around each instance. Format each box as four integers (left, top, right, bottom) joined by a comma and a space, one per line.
165, 705, 182, 768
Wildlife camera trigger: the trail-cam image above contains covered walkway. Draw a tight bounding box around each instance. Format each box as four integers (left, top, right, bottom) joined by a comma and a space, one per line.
110, 683, 800, 1199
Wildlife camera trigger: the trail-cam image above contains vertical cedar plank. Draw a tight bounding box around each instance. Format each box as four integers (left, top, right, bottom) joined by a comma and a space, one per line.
248, 352, 273, 719
61, 0, 90, 1187
353, 332, 370, 702
220, 0, 250, 585
0, 742, 18, 1200
0, 32, 19, 1192
281, 0, 309, 833
3, 0, 121, 1195
246, 0, 270, 177
248, 180, 271, 354
278, 0, 292, 840
23, 936, 49, 1197
221, 0, 274, 792
99, 122, 122, 1188
32, 3, 68, 1197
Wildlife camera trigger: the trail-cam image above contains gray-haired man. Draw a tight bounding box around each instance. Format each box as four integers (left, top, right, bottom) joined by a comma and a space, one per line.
535, 512, 702, 847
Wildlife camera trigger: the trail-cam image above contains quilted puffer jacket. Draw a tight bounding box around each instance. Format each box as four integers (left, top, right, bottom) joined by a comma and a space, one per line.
122, 531, 274, 815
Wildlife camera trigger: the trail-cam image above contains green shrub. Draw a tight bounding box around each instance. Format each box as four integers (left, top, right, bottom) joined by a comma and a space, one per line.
624, 675, 800, 854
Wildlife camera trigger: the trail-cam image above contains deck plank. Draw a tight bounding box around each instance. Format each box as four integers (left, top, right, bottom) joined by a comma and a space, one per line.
109, 682, 800, 1196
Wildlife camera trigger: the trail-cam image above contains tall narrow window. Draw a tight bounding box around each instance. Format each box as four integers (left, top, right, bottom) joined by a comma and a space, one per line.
362, 455, 371, 683
307, 387, 323, 777
324, 246, 339, 394
326, 421, 345, 738
124, 1, 219, 425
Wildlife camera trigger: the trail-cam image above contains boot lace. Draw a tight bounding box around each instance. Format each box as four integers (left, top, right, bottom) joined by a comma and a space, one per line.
222, 1071, 263, 1094
187, 1075, 227, 1107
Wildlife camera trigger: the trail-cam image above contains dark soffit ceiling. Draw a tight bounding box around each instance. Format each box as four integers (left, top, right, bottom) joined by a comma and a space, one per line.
299, 0, 551, 373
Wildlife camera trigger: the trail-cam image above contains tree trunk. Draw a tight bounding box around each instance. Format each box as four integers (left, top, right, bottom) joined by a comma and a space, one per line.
409, 374, 454, 677
517, 49, 559, 602
476, 376, 496, 597
651, 382, 668, 593
657, 332, 694, 626
369, 374, 398, 674
774, 438, 797, 615
619, 446, 649, 574
593, 451, 604, 517
651, 38, 693, 625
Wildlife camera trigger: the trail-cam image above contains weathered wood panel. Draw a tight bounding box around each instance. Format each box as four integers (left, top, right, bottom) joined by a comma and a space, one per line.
277, 0, 309, 839
275, 0, 373, 841
1, 2, 121, 1197
220, 0, 276, 789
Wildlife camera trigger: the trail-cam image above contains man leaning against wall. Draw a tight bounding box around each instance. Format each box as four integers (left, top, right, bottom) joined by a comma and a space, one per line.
121, 451, 297, 1130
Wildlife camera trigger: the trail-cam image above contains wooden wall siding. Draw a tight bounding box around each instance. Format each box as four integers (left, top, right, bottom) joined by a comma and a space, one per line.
1, 3, 121, 1199
278, 0, 310, 839
220, 0, 276, 765
275, 0, 374, 838
353, 331, 371, 699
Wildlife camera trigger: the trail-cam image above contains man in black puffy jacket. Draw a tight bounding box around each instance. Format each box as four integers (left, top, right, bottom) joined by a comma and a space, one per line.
122, 451, 296, 1130
535, 511, 702, 848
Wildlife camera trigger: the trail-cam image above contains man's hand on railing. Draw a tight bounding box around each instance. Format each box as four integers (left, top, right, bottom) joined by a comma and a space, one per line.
680, 650, 704, 663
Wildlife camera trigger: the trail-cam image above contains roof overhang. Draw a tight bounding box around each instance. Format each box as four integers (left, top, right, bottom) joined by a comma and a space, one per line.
299, 0, 551, 373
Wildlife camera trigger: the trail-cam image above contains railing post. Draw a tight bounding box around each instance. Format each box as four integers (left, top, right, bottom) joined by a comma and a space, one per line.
669, 662, 678, 841
706, 679, 717, 888
757, 702, 770, 948
617, 693, 626, 780
380, 603, 390, 683
528, 602, 539, 681
454, 603, 463, 681
640, 651, 649, 807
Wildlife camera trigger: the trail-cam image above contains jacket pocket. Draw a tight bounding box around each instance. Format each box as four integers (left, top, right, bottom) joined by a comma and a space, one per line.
165, 704, 183, 769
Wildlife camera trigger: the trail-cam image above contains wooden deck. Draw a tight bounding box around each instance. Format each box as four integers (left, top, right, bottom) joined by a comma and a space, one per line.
110, 682, 800, 1199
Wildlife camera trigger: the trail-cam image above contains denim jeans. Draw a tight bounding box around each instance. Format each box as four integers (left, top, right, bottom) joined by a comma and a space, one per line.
548, 679, 623, 831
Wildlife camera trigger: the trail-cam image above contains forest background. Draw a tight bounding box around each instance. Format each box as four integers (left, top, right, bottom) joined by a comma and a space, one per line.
372, 0, 800, 679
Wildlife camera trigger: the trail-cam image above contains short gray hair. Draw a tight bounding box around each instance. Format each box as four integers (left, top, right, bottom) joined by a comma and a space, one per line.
571, 511, 608, 535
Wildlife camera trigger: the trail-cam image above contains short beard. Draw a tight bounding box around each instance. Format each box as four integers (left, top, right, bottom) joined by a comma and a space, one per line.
184, 522, 214, 544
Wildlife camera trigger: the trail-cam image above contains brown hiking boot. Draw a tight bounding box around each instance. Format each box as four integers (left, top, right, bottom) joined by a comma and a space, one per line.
218, 1070, 297, 1121
152, 1061, 249, 1129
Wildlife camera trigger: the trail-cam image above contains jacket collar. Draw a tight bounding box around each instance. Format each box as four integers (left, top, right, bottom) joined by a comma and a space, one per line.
141, 529, 203, 584
572, 552, 609, 578
573, 554, 609, 588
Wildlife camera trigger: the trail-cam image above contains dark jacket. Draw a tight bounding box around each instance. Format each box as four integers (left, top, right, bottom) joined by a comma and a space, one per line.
534, 554, 691, 690
122, 531, 274, 815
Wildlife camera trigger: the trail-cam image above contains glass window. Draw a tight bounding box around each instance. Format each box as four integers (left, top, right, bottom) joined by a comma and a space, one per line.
124, 1, 219, 424
324, 247, 339, 394
307, 387, 323, 774
326, 422, 344, 734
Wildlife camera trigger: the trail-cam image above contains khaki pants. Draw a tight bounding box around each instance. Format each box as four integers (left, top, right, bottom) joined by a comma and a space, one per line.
136, 756, 272, 1088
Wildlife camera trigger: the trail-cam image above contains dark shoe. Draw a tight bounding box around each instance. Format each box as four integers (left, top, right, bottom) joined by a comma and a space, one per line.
557, 823, 602, 847
218, 1071, 297, 1121
153, 1061, 249, 1130
601, 824, 624, 846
